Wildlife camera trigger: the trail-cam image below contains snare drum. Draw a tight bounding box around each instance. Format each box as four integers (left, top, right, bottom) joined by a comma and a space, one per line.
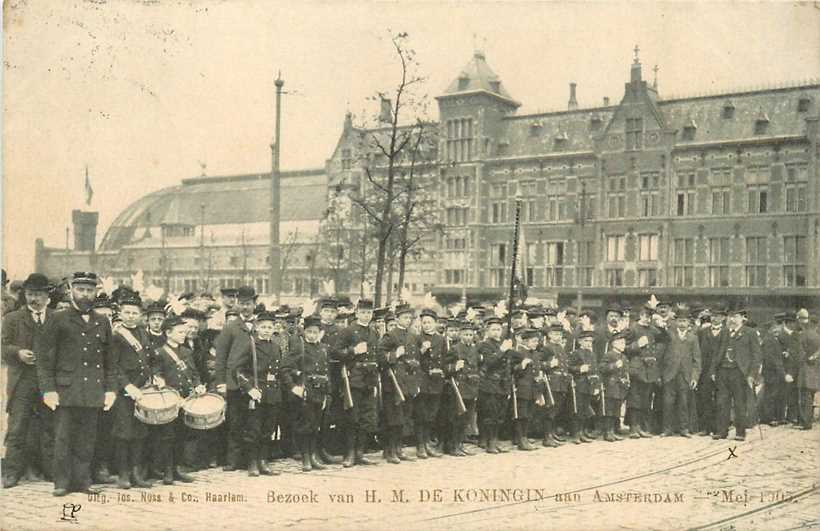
182, 393, 226, 430
134, 388, 181, 425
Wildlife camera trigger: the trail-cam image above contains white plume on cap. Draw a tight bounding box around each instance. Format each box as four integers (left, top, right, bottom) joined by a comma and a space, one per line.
494, 300, 507, 318
165, 294, 186, 316
101, 276, 116, 296
144, 284, 164, 302
647, 294, 659, 309
422, 292, 436, 309
361, 281, 373, 298
130, 270, 145, 294
320, 279, 335, 296
302, 298, 316, 317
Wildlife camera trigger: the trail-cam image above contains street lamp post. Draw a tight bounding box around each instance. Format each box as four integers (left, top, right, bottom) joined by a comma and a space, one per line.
269, 72, 284, 300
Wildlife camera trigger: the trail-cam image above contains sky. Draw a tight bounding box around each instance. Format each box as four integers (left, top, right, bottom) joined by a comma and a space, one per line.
2, 0, 819, 279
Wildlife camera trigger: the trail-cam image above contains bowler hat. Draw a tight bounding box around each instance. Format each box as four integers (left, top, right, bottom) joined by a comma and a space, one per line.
22, 273, 51, 292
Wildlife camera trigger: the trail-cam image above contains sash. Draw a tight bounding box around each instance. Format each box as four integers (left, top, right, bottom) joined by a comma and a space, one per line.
117, 327, 144, 352
163, 345, 187, 371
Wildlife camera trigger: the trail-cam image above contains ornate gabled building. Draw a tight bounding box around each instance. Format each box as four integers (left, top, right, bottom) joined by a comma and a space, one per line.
326, 49, 820, 311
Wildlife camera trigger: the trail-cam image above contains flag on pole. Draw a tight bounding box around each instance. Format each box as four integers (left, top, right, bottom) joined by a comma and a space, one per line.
84, 166, 94, 206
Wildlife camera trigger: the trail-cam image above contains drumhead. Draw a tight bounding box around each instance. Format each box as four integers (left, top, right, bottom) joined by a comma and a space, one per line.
139, 389, 180, 409
184, 394, 225, 415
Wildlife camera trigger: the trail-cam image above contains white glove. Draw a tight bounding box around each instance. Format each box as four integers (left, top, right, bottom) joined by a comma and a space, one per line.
18, 349, 36, 365
550, 358, 558, 368
785, 374, 794, 383
154, 376, 167, 389
455, 359, 465, 371
421, 341, 432, 352
43, 391, 60, 411
194, 384, 206, 396
125, 384, 143, 401
521, 358, 532, 369
103, 392, 116, 411
215, 383, 227, 395
580, 364, 590, 374
395, 346, 405, 358
354, 342, 368, 354
615, 359, 623, 368
291, 385, 305, 398
500, 339, 513, 352
249, 388, 262, 401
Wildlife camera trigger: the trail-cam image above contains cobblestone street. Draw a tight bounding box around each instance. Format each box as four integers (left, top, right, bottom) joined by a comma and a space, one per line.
1, 424, 817, 531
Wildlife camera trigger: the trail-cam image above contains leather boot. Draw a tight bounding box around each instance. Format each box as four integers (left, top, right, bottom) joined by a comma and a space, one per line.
385, 432, 400, 464
611, 418, 624, 441
131, 466, 153, 488
603, 418, 617, 442
542, 419, 559, 448
317, 435, 342, 465
395, 427, 414, 461
478, 428, 488, 449
301, 437, 312, 472
637, 411, 653, 438
174, 466, 194, 483
579, 419, 594, 443
247, 447, 260, 477
518, 420, 536, 451
94, 465, 116, 485
425, 427, 442, 458
629, 410, 641, 439
355, 432, 376, 465
342, 430, 356, 468
259, 459, 277, 476
309, 437, 327, 470
415, 427, 428, 459
163, 465, 174, 485
116, 446, 131, 489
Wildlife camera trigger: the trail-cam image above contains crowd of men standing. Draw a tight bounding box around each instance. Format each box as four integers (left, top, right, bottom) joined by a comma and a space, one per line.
2, 268, 818, 497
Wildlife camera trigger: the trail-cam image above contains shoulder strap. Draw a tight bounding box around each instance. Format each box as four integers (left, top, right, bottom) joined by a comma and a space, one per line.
117, 327, 144, 352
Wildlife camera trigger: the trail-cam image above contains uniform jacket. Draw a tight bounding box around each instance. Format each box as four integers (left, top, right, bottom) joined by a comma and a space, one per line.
593, 326, 620, 363
332, 322, 380, 389
477, 338, 508, 395
447, 342, 480, 400
37, 306, 117, 407
154, 342, 201, 398
282, 340, 329, 405
2, 306, 54, 404
598, 347, 630, 400
627, 322, 661, 383
797, 327, 820, 390
417, 331, 448, 394
111, 326, 153, 393
511, 345, 541, 401
214, 318, 255, 391
709, 325, 761, 380
237, 337, 284, 405
568, 347, 599, 395
762, 330, 802, 378
660, 329, 702, 384
378, 326, 421, 398
542, 341, 570, 393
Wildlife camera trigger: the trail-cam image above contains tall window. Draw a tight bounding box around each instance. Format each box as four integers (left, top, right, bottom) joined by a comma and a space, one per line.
446, 207, 467, 226
606, 268, 623, 287
638, 234, 658, 261
640, 172, 659, 217
446, 118, 474, 162
710, 167, 732, 215
489, 183, 507, 224
544, 242, 564, 287
577, 241, 594, 287
525, 243, 537, 287
638, 268, 657, 287
676, 171, 696, 216
607, 175, 626, 218
447, 175, 472, 198
625, 117, 643, 150
520, 181, 537, 222
546, 180, 567, 221
445, 270, 464, 284
490, 243, 507, 287
745, 237, 767, 287
748, 185, 769, 214
783, 235, 806, 287
341, 149, 352, 170
708, 237, 730, 287
673, 238, 694, 287
577, 181, 595, 221
606, 235, 625, 262
785, 163, 808, 213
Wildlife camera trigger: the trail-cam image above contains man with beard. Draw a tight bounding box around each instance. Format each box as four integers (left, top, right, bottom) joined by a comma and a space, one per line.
696, 307, 726, 435
37, 272, 117, 496
214, 286, 259, 470
660, 312, 701, 437
332, 299, 380, 467
710, 308, 760, 441
2, 273, 55, 488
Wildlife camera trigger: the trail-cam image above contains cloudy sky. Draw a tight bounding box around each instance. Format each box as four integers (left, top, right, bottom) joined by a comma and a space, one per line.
3, 0, 819, 278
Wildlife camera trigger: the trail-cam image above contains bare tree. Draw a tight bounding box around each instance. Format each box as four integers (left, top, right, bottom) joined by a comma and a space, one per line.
278, 229, 301, 295
348, 30, 434, 305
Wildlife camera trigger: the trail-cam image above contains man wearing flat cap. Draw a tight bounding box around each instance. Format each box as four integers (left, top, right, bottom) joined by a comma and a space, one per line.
37, 272, 117, 496
761, 312, 802, 426
2, 273, 55, 488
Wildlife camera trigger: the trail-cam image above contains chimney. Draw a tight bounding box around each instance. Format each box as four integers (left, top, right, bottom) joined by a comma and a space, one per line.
603, 96, 610, 106
379, 97, 393, 125
568, 82, 578, 110
72, 210, 99, 252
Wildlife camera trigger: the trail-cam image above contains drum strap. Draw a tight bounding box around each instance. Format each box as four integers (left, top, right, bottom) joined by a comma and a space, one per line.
117, 327, 144, 352
163, 345, 187, 371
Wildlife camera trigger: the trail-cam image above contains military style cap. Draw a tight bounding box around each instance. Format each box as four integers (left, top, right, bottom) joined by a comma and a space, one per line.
419, 308, 438, 320
256, 311, 277, 323
162, 315, 187, 331
319, 298, 337, 310
220, 287, 238, 296
606, 305, 623, 316
357, 298, 374, 309
610, 329, 633, 342
548, 323, 564, 333
237, 286, 257, 300
373, 307, 388, 320
484, 316, 503, 327
578, 308, 596, 319
303, 315, 322, 329
180, 308, 206, 321
577, 330, 596, 340
93, 294, 112, 308
71, 271, 98, 286
178, 292, 194, 302
119, 295, 143, 309
394, 303, 414, 317
145, 301, 167, 316
519, 327, 540, 340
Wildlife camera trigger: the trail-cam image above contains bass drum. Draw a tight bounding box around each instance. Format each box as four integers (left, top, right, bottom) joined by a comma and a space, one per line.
182, 393, 226, 430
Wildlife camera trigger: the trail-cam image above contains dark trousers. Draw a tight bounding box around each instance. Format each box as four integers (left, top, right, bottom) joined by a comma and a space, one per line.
798, 388, 815, 428
342, 387, 378, 434
413, 393, 442, 427
695, 378, 717, 433
3, 375, 40, 480
243, 403, 280, 446
28, 402, 55, 478
53, 407, 99, 491
225, 390, 249, 465
786, 383, 800, 423
663, 373, 691, 433
761, 373, 785, 423
478, 392, 505, 428
92, 409, 114, 474
716, 366, 747, 437
156, 415, 192, 469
